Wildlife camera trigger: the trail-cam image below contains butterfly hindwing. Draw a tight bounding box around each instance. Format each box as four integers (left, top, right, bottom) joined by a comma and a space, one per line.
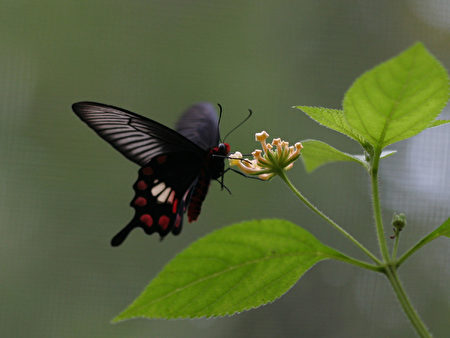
110, 151, 204, 246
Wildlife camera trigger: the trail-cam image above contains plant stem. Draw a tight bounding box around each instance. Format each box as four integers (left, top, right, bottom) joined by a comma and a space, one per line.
370, 150, 391, 262
396, 230, 439, 268
371, 149, 431, 337
278, 170, 382, 265
384, 266, 431, 337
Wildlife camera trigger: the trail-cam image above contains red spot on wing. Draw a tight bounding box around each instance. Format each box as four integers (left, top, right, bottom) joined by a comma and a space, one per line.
172, 199, 178, 214
224, 143, 230, 153
168, 190, 175, 203
142, 167, 153, 175
158, 215, 170, 230
137, 180, 147, 190
140, 214, 153, 227
134, 197, 147, 207
157, 155, 167, 164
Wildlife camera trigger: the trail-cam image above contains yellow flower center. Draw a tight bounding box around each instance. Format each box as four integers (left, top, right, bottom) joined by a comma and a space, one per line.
229, 131, 303, 180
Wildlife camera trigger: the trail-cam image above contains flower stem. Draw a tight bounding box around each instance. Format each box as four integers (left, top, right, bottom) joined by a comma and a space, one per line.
392, 232, 400, 260
278, 170, 382, 265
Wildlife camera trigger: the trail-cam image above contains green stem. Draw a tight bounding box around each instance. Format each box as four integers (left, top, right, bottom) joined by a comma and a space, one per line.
370, 151, 391, 262
371, 150, 431, 336
396, 227, 444, 268
278, 170, 382, 265
384, 266, 431, 337
331, 252, 384, 272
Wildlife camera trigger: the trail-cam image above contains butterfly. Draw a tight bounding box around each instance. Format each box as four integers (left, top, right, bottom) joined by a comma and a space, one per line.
72, 102, 231, 246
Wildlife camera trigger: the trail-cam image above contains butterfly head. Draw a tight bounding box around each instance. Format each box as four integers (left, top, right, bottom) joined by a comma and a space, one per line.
208, 142, 230, 180
217, 142, 230, 155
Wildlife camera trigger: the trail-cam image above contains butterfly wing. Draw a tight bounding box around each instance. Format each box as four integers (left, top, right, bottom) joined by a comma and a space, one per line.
72, 102, 203, 166
110, 103, 223, 245
73, 101, 222, 245
175, 102, 221, 150
110, 151, 202, 246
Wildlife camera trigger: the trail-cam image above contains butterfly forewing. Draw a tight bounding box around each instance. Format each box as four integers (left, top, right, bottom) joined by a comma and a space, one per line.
72, 102, 202, 166
175, 102, 221, 150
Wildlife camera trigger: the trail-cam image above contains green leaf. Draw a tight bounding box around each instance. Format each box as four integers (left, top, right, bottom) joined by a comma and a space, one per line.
343, 42, 449, 149
113, 219, 337, 321
293, 106, 366, 145
301, 139, 367, 173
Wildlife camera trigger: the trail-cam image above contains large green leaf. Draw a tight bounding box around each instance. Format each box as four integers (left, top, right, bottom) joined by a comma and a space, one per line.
343, 42, 449, 149
293, 106, 366, 145
113, 219, 338, 321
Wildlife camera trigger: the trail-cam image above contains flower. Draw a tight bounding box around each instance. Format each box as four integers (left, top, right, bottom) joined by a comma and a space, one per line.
229, 131, 303, 180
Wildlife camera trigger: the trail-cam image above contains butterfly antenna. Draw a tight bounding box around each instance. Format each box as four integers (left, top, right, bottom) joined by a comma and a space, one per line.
223, 109, 253, 142
217, 103, 223, 142
212, 153, 253, 165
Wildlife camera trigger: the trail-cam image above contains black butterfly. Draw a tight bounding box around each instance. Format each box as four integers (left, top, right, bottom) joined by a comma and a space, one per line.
72, 102, 231, 246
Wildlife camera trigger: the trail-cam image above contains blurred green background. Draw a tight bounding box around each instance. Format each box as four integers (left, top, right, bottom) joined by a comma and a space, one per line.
1, 1, 449, 337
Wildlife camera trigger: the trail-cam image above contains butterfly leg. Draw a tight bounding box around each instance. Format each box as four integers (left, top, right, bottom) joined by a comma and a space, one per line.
214, 179, 232, 194
215, 167, 262, 194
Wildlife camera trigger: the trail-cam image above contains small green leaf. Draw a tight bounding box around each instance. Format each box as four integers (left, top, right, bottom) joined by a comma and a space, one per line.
113, 219, 336, 321
380, 150, 397, 159
428, 119, 450, 128
353, 150, 397, 162
343, 42, 449, 149
301, 139, 367, 173
293, 106, 367, 145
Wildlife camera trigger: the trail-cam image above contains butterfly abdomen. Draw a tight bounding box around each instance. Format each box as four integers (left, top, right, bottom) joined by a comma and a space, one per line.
187, 167, 211, 222
187, 143, 230, 222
